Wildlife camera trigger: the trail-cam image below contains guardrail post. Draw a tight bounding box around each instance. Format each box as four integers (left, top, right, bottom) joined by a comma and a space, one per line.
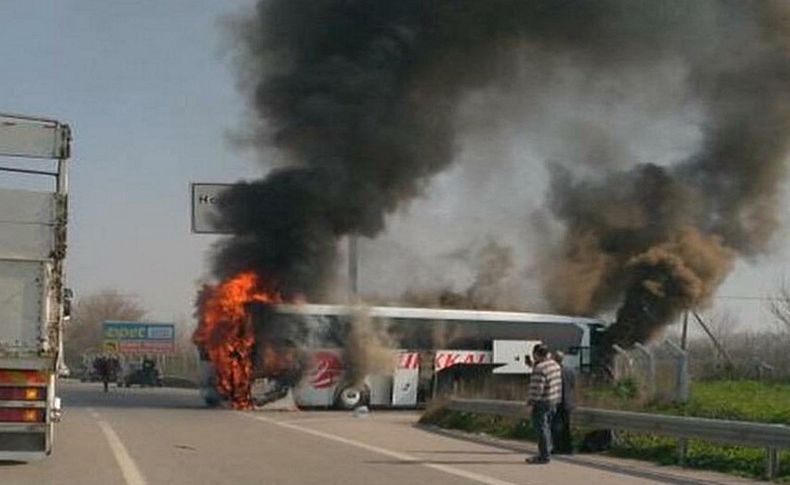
766, 447, 780, 480
677, 438, 688, 466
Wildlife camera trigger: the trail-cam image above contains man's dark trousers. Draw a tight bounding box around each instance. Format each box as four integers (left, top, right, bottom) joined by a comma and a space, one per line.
552, 406, 573, 453
531, 402, 556, 461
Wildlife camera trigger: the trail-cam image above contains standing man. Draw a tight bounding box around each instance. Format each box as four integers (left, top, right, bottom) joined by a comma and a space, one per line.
142, 356, 157, 386
552, 350, 576, 454
526, 344, 562, 464
94, 355, 110, 393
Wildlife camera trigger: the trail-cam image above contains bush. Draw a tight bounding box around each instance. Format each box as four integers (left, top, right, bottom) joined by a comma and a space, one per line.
613, 378, 640, 400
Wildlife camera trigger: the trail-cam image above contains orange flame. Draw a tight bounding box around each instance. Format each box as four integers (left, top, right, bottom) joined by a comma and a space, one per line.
193, 271, 281, 409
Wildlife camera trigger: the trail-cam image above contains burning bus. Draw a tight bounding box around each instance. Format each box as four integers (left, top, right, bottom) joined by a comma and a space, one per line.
196, 299, 605, 409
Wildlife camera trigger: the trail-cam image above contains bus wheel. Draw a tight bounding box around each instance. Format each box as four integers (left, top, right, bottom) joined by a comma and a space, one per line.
336, 385, 367, 410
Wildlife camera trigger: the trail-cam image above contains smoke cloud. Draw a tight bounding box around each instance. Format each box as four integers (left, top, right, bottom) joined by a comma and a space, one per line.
541, 1, 790, 345
400, 240, 520, 310
214, 1, 790, 347
343, 310, 396, 386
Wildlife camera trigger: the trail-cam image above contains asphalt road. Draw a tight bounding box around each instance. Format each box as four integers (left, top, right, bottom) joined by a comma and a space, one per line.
0, 382, 766, 485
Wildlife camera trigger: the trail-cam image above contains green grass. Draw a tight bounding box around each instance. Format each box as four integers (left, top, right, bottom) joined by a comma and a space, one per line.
669, 380, 790, 423
581, 380, 790, 423
608, 433, 790, 482
422, 380, 790, 482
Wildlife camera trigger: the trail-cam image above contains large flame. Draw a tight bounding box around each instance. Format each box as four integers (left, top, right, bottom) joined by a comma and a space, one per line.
193, 271, 281, 409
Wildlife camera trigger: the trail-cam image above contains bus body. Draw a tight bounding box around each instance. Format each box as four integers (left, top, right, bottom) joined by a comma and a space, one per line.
200, 304, 605, 409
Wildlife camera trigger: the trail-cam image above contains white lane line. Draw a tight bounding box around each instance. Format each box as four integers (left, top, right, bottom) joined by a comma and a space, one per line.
96, 418, 149, 485
244, 413, 520, 485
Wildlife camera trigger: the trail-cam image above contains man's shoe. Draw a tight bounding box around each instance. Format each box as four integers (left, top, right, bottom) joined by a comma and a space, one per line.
525, 457, 550, 464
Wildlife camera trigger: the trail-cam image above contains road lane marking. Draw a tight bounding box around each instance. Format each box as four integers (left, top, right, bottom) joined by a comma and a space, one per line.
244, 413, 520, 485
96, 417, 149, 485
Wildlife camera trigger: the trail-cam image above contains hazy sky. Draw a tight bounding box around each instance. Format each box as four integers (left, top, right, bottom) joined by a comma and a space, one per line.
1, 1, 787, 335
0, 1, 262, 325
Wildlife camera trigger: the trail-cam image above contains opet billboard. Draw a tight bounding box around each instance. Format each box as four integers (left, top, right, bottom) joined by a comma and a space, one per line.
102, 321, 175, 355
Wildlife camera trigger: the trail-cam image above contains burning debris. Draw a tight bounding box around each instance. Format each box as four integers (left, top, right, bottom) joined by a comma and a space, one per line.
194, 0, 790, 402
193, 272, 281, 409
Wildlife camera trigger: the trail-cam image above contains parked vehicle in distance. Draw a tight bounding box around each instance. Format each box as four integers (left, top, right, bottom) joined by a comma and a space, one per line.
121, 361, 162, 387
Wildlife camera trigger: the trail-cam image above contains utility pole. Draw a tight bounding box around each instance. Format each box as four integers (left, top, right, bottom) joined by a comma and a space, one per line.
348, 235, 358, 302
691, 311, 732, 366
681, 310, 689, 350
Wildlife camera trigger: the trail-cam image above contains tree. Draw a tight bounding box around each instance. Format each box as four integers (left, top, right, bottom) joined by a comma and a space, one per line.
63, 290, 146, 368
700, 309, 737, 355
769, 281, 790, 336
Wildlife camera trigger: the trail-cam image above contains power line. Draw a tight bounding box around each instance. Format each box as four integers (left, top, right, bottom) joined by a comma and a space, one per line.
714, 295, 780, 302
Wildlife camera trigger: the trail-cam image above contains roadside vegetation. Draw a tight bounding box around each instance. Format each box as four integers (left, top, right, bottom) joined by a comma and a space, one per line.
421, 380, 790, 482
63, 290, 199, 382
582, 379, 790, 424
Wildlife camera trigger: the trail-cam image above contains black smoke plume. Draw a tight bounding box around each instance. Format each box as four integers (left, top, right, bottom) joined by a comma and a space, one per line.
214, 1, 790, 348
541, 1, 790, 346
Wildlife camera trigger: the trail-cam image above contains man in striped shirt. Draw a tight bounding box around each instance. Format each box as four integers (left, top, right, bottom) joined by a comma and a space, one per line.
526, 344, 562, 464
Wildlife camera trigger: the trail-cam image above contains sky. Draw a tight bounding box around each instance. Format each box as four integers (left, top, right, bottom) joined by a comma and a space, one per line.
0, 1, 260, 326
0, 1, 787, 336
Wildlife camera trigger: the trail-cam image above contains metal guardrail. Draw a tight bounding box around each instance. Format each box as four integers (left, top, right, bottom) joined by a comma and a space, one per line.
447, 398, 788, 479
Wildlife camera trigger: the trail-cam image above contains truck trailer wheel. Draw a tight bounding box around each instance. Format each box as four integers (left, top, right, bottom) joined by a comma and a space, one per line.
336, 385, 367, 410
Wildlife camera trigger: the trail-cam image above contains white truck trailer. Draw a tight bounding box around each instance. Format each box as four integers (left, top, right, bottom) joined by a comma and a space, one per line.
0, 113, 71, 460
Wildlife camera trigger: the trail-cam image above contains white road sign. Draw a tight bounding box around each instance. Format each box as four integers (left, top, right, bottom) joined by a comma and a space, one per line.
190, 183, 233, 234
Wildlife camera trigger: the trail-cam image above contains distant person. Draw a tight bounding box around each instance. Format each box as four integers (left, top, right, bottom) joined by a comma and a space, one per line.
142, 356, 157, 386
94, 355, 111, 392
526, 344, 562, 464
552, 350, 576, 454
108, 356, 120, 383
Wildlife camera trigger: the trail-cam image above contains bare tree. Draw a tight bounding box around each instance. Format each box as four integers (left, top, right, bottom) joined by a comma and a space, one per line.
699, 309, 737, 355
63, 290, 146, 368
768, 281, 790, 335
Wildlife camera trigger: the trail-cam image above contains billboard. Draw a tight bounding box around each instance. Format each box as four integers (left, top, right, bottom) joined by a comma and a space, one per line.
102, 321, 175, 355
190, 183, 233, 234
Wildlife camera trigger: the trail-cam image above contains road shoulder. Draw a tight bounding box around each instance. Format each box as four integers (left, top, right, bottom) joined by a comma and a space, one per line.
416, 423, 771, 485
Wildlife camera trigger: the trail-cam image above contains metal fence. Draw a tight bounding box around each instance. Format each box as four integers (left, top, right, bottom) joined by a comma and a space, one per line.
611, 339, 689, 403
446, 397, 788, 479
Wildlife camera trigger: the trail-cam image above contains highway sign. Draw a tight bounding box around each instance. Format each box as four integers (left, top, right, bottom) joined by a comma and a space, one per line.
190, 183, 233, 234
102, 321, 175, 355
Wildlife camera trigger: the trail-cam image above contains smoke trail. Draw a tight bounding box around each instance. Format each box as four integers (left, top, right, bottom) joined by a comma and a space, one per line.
215, 0, 655, 297
215, 1, 447, 298
543, 1, 790, 345
343, 310, 395, 386
401, 240, 519, 310
215, 1, 790, 348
